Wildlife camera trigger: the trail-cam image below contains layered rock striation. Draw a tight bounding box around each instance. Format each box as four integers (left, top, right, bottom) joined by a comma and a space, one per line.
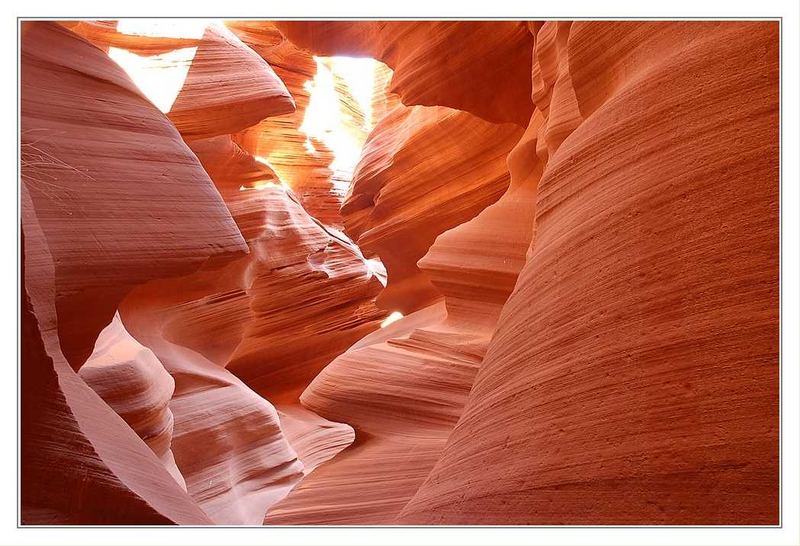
399, 21, 780, 525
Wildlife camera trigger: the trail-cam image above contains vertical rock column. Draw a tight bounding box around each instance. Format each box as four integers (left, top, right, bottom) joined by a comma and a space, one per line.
399, 21, 779, 525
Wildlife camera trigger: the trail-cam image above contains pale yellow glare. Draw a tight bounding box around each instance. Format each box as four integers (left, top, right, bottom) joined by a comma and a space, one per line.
362, 258, 387, 287
238, 180, 291, 192
380, 311, 404, 329
108, 19, 213, 113
299, 56, 379, 191
115, 19, 211, 38
238, 157, 290, 192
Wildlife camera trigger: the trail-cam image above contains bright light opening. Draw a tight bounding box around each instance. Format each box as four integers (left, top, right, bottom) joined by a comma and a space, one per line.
108, 19, 212, 112
380, 311, 404, 329
239, 180, 291, 192
300, 56, 380, 195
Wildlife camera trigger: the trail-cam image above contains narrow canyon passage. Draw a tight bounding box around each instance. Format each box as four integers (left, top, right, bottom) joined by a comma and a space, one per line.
20, 19, 779, 526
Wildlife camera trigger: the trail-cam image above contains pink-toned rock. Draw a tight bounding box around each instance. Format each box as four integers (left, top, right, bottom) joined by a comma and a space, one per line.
167, 23, 296, 138
224, 187, 386, 403
229, 21, 389, 227
22, 190, 211, 525
60, 20, 200, 54
266, 109, 541, 523
119, 274, 305, 525
116, 136, 383, 522
20, 19, 780, 528
79, 313, 187, 489
21, 21, 246, 368
20, 21, 248, 524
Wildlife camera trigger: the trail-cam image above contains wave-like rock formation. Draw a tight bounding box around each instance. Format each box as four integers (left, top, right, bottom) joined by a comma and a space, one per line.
20, 19, 779, 527
115, 133, 382, 521
266, 126, 541, 522
342, 104, 523, 313
61, 20, 200, 54
20, 21, 243, 524
79, 313, 187, 489
21, 22, 247, 368
168, 23, 296, 138
399, 21, 780, 525
228, 21, 389, 227
119, 282, 306, 524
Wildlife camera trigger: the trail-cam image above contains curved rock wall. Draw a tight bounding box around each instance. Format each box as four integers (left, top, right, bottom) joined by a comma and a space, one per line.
20, 22, 242, 524
21, 21, 246, 369
116, 120, 384, 522
79, 313, 187, 490
342, 104, 523, 313
399, 21, 780, 525
228, 21, 386, 227
167, 23, 296, 138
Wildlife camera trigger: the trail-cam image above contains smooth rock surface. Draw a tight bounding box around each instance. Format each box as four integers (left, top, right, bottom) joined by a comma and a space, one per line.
20, 19, 780, 527
342, 104, 523, 313
399, 21, 780, 525
80, 313, 187, 489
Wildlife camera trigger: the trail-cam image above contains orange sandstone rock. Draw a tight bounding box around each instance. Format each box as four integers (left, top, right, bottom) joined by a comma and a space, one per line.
229, 21, 389, 227
167, 23, 295, 138
265, 112, 542, 526
120, 285, 306, 524
342, 104, 523, 313
116, 135, 384, 521
20, 21, 247, 524
399, 21, 779, 525
19, 19, 780, 528
21, 21, 246, 369
60, 20, 200, 54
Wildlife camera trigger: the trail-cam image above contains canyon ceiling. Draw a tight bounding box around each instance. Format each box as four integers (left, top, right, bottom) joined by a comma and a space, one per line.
19, 19, 779, 525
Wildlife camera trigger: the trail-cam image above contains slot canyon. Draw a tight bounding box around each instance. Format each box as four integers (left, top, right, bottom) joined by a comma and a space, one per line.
20, 19, 779, 525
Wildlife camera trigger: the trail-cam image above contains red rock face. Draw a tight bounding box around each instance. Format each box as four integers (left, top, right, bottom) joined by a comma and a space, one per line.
342, 104, 523, 313
115, 130, 383, 522
20, 19, 779, 527
167, 23, 296, 138
228, 21, 386, 228
399, 21, 780, 525
21, 22, 246, 369
60, 20, 200, 54
79, 313, 187, 490
265, 77, 543, 530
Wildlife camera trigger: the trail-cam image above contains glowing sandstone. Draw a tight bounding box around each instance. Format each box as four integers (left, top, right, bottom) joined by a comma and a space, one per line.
20, 20, 245, 371
264, 99, 542, 529
229, 21, 392, 227
117, 135, 383, 520
341, 104, 523, 313
399, 21, 780, 525
167, 23, 296, 138
274, 21, 534, 126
